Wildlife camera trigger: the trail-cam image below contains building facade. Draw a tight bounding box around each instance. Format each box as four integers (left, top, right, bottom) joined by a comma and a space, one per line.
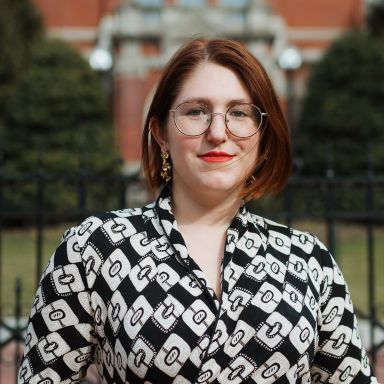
33, 0, 365, 170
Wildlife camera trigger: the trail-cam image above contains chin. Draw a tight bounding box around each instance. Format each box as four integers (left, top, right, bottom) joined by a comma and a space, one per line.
199, 177, 242, 195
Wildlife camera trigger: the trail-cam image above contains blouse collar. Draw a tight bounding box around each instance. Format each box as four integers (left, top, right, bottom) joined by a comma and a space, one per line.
154, 184, 266, 264
152, 184, 268, 305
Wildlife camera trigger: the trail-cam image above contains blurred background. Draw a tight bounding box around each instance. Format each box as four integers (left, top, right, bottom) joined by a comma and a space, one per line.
0, 0, 384, 382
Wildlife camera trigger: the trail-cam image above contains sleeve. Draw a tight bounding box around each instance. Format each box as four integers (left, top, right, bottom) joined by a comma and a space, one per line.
310, 237, 378, 383
18, 226, 96, 384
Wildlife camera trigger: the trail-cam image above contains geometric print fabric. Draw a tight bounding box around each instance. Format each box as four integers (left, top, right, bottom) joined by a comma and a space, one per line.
18, 186, 377, 383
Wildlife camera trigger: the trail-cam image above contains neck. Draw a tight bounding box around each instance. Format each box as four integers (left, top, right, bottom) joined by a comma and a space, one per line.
171, 183, 242, 228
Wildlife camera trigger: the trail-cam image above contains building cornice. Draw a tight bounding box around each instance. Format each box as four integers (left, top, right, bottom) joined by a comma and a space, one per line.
287, 27, 347, 41
47, 28, 97, 41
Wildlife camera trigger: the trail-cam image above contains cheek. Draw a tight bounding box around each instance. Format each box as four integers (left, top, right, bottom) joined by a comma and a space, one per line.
242, 137, 260, 160
168, 138, 189, 165
169, 134, 201, 156
239, 139, 260, 175
158, 116, 174, 150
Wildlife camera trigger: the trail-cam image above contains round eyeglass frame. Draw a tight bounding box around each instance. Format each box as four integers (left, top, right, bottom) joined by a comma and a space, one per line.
169, 102, 267, 138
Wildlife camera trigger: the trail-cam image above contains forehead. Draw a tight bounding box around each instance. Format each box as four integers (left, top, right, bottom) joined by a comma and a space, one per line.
174, 62, 251, 106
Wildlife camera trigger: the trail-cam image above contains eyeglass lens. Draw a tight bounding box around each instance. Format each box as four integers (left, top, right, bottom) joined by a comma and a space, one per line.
173, 102, 263, 137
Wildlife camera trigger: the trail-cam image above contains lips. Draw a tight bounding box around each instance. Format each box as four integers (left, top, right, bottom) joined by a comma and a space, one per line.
198, 151, 234, 163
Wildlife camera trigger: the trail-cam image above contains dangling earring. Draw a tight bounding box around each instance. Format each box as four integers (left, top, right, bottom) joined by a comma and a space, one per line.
160, 151, 172, 183
247, 158, 267, 185
247, 174, 256, 185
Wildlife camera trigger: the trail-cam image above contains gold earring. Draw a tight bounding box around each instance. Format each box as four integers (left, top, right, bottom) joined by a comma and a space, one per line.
247, 174, 256, 185
160, 151, 172, 183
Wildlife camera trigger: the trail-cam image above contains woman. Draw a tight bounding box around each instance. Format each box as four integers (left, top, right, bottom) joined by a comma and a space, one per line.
18, 38, 377, 383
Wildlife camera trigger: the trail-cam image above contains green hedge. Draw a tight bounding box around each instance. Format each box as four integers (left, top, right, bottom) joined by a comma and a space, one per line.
2, 39, 119, 216
296, 30, 384, 177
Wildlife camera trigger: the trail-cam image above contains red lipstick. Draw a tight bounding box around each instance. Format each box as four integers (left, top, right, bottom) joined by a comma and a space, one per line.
199, 151, 234, 163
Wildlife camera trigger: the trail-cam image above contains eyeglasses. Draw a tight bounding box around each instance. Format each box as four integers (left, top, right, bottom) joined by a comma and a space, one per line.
169, 102, 267, 138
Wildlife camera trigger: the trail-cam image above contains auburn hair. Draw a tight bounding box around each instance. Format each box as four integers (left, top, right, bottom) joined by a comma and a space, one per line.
141, 38, 292, 200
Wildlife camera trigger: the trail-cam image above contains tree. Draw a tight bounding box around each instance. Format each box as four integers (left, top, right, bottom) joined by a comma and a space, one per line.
2, 39, 119, 217
0, 0, 42, 132
296, 29, 384, 176
367, 0, 384, 37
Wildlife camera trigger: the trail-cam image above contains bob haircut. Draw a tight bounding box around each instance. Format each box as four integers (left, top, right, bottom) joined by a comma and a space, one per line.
141, 38, 292, 200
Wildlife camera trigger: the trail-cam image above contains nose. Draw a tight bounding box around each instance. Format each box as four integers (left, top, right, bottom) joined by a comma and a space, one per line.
206, 112, 228, 143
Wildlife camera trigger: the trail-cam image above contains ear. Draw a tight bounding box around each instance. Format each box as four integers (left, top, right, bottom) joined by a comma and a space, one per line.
150, 117, 169, 152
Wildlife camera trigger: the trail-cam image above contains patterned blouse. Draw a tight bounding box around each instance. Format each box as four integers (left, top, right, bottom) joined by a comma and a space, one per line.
18, 186, 377, 383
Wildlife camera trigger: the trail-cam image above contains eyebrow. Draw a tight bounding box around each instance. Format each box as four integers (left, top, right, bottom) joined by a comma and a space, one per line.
178, 97, 252, 106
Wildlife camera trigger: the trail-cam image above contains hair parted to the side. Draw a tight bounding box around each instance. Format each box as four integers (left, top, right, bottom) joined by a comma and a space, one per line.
141, 37, 292, 200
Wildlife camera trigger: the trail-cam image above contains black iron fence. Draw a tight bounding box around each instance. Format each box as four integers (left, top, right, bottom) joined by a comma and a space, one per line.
0, 167, 383, 383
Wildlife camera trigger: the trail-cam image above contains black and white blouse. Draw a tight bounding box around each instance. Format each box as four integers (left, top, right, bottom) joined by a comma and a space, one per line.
18, 186, 377, 383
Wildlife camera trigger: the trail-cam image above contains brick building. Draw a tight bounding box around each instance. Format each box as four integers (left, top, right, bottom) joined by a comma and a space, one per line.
33, 0, 365, 170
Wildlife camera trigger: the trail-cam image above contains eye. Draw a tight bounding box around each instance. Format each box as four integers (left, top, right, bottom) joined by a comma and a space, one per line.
185, 105, 208, 117
230, 110, 247, 117
187, 108, 205, 116
177, 103, 209, 120
228, 105, 250, 118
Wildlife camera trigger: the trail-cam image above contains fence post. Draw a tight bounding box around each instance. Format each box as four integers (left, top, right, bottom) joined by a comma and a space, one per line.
14, 278, 22, 381
35, 152, 44, 287
283, 183, 293, 228
366, 149, 376, 366
78, 152, 87, 216
118, 159, 127, 208
325, 151, 336, 256
0, 152, 3, 384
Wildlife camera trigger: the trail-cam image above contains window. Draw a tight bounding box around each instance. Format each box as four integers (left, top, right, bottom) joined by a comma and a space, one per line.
142, 10, 161, 26
179, 0, 205, 8
224, 12, 245, 26
135, 0, 163, 7
221, 0, 248, 8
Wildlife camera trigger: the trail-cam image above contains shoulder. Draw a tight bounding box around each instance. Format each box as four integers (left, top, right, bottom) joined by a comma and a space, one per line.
64, 201, 156, 249
247, 213, 340, 295
52, 202, 158, 288
247, 211, 331, 264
